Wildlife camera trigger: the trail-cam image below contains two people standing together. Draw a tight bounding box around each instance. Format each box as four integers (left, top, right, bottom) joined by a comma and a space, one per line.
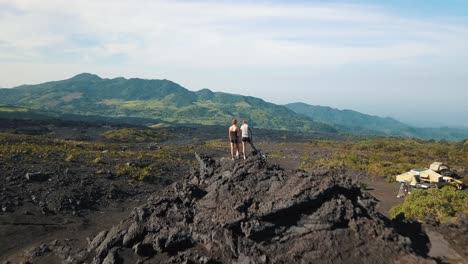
229, 119, 257, 160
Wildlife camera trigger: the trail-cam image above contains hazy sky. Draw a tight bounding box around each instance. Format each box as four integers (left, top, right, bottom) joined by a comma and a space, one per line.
0, 0, 467, 127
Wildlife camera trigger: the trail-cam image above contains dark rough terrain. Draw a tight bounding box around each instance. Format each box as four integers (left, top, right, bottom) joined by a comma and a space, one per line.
0, 120, 191, 261
1, 119, 466, 264
51, 153, 435, 264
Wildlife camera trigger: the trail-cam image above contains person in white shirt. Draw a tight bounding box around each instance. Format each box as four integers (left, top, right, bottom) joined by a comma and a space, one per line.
240, 120, 257, 160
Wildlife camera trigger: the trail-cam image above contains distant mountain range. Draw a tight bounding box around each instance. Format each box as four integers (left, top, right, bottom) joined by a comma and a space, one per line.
285, 103, 468, 140
285, 103, 407, 130
0, 73, 467, 140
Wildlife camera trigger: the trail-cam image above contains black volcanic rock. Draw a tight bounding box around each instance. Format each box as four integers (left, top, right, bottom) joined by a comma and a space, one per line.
25, 172, 49, 182
69, 153, 435, 263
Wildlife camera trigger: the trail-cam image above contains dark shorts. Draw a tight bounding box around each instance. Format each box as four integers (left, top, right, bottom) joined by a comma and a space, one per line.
242, 137, 250, 142
230, 137, 238, 143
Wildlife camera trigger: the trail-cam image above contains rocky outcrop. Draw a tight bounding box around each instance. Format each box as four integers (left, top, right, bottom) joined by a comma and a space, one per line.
72, 153, 435, 263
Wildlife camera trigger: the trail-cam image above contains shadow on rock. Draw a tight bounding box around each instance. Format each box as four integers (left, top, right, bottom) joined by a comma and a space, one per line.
392, 219, 431, 257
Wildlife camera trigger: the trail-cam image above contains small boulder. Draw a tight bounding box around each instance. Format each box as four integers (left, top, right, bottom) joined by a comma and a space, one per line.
2, 206, 12, 212
102, 248, 122, 264
25, 172, 49, 182
132, 242, 155, 257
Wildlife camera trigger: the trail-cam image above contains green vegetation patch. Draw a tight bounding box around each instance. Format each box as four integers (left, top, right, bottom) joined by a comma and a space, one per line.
300, 138, 468, 178
0, 132, 189, 186
0, 106, 28, 112
103, 128, 171, 142
203, 139, 227, 150
389, 187, 468, 222
65, 154, 76, 162
115, 163, 155, 181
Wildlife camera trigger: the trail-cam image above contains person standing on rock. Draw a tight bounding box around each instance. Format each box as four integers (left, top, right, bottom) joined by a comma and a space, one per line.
229, 119, 241, 160
240, 120, 257, 160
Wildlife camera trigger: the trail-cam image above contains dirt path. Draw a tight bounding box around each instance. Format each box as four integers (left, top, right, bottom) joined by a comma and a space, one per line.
362, 177, 401, 217
425, 229, 466, 263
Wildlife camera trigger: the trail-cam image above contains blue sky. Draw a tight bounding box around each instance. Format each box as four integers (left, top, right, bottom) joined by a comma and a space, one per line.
0, 0, 467, 127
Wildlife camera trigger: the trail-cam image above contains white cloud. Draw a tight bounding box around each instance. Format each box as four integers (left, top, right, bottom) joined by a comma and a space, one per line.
1, 0, 467, 72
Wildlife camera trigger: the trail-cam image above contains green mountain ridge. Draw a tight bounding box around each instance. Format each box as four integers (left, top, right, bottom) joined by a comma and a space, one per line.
0, 73, 336, 133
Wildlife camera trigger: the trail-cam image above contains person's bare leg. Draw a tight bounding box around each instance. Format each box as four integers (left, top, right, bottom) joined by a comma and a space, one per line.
242, 141, 246, 160
236, 143, 240, 159
230, 143, 235, 159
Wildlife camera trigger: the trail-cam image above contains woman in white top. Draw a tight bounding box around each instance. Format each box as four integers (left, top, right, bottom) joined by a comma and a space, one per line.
240, 120, 257, 160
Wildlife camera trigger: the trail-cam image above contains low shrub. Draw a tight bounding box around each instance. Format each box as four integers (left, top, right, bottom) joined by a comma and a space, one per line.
115, 163, 154, 181
386, 175, 396, 183
65, 154, 75, 162
389, 187, 468, 222
93, 157, 104, 164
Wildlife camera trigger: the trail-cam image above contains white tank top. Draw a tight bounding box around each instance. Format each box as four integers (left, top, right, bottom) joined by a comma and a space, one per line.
240, 124, 249, 137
